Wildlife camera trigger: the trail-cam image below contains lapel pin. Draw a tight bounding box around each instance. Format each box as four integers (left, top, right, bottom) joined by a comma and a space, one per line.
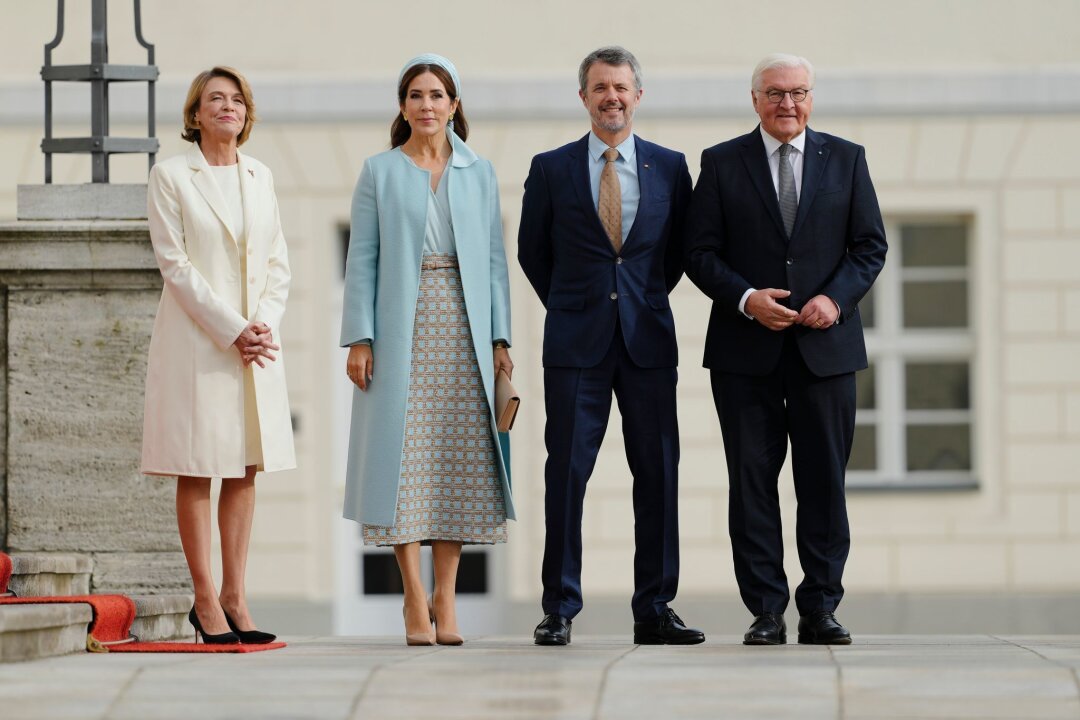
248, 169, 255, 177
643, 164, 649, 169
818, 151, 823, 155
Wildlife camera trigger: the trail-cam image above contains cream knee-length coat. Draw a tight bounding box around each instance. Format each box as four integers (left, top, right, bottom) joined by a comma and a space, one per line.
141, 143, 296, 478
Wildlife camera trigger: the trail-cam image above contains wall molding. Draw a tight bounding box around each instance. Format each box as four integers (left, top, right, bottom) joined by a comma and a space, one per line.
2, 69, 1079, 126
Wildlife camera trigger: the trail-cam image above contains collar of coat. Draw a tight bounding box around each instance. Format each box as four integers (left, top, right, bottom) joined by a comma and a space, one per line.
446, 129, 479, 168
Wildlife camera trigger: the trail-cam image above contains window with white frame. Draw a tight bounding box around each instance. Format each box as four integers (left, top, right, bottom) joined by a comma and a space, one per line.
848, 218, 976, 490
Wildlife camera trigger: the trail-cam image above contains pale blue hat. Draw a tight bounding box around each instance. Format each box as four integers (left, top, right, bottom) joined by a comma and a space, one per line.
398, 53, 462, 98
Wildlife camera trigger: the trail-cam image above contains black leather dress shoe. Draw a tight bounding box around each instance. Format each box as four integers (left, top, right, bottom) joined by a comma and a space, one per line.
743, 613, 787, 645
633, 609, 706, 645
797, 611, 851, 645
534, 614, 572, 645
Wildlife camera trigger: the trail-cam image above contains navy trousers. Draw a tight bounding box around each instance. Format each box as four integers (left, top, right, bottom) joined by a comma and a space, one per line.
711, 333, 854, 617
541, 327, 681, 622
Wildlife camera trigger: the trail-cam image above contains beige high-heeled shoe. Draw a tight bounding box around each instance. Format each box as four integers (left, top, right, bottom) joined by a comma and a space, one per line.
403, 603, 435, 646
429, 594, 463, 646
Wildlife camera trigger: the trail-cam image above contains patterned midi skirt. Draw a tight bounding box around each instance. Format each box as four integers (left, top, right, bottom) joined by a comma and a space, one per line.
362, 254, 508, 546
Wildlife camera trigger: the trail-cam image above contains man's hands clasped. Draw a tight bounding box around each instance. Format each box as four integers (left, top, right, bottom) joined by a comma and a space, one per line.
745, 289, 838, 332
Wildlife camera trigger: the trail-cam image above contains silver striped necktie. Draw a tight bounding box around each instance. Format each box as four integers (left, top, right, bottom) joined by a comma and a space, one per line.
778, 143, 797, 237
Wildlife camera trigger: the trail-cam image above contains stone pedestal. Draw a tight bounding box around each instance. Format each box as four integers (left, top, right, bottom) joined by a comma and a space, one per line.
0, 204, 190, 593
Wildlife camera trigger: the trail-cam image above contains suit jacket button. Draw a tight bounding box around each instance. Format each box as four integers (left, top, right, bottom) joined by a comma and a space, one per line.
609, 292, 618, 300
615, 257, 623, 265
786, 258, 794, 266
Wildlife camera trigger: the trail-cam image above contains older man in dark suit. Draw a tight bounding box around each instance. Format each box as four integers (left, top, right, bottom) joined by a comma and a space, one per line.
519, 46, 703, 646
685, 53, 887, 645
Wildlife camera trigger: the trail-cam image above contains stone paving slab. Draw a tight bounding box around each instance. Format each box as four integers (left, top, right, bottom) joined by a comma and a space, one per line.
0, 635, 1078, 719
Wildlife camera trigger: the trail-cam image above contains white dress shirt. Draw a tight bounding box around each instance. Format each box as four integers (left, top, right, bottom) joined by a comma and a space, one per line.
738, 128, 806, 319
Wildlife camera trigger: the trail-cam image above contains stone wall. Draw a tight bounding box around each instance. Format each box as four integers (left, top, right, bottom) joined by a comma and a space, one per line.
0, 219, 189, 593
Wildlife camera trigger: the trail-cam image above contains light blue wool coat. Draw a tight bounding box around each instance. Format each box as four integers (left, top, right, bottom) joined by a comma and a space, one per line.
341, 132, 514, 527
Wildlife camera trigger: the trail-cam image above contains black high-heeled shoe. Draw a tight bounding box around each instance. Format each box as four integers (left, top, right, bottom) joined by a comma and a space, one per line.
188, 607, 240, 645
222, 609, 277, 644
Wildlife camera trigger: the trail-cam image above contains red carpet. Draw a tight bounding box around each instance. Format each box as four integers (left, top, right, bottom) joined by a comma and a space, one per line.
0, 551, 11, 595
0, 551, 284, 653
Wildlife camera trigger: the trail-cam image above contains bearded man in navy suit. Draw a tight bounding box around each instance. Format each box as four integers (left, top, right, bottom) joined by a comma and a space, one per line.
518, 46, 703, 646
685, 53, 887, 646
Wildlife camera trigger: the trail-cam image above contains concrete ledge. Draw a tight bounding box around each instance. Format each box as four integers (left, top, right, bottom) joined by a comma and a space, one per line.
130, 593, 194, 642
17, 185, 147, 221
9, 552, 93, 597
9, 552, 93, 576
0, 220, 156, 275
0, 603, 90, 633
91, 553, 191, 595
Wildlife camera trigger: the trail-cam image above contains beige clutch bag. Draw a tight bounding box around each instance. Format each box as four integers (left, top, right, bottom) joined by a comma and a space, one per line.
495, 370, 520, 432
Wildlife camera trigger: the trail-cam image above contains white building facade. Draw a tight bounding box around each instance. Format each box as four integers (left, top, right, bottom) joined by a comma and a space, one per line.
2, 0, 1079, 633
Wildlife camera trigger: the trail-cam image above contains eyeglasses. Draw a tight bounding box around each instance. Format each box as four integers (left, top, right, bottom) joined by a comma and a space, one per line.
757, 88, 811, 104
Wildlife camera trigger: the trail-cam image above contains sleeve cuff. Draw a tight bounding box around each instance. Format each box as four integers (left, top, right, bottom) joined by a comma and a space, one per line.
738, 288, 756, 320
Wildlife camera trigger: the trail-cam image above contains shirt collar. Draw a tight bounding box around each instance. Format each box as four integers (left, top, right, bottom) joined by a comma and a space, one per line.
760, 126, 806, 157
588, 131, 636, 164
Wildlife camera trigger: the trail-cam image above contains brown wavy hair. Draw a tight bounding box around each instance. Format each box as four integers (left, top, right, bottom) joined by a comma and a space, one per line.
390, 64, 468, 148
181, 66, 257, 146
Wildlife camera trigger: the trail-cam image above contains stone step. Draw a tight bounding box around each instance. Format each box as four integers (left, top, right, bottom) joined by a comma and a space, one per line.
7, 552, 92, 597
0, 592, 194, 662
0, 603, 92, 663
130, 593, 195, 643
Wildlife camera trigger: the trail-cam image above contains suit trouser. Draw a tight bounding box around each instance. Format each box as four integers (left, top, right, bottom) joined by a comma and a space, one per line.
541, 327, 680, 622
710, 333, 854, 617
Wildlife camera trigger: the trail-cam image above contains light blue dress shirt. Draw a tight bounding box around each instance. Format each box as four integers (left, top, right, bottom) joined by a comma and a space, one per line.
587, 132, 639, 245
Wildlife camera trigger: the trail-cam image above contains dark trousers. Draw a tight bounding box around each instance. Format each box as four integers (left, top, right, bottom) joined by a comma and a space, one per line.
541, 327, 680, 622
710, 334, 854, 617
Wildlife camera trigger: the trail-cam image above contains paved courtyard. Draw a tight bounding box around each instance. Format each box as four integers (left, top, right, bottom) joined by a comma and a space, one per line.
3, 635, 1080, 719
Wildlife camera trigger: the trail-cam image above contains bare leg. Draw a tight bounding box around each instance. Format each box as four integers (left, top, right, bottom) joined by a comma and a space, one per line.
394, 542, 433, 637
218, 465, 258, 630
431, 540, 462, 636
176, 475, 229, 634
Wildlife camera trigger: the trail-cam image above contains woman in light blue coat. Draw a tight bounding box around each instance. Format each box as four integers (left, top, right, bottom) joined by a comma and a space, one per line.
341, 54, 515, 646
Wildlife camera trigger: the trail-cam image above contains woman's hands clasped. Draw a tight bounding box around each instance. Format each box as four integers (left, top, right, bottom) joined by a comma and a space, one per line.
347, 344, 374, 391
234, 321, 280, 367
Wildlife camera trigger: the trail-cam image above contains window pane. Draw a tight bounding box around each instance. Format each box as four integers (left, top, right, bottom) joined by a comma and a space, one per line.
458, 552, 489, 594
848, 425, 877, 470
901, 224, 967, 267
903, 280, 968, 327
906, 423, 971, 471
906, 362, 969, 409
362, 552, 404, 595
856, 363, 876, 410
860, 287, 875, 329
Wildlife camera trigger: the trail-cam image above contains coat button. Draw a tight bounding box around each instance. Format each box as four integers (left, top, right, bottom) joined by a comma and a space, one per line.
249, 276, 256, 283
616, 257, 623, 265
609, 292, 618, 301
786, 258, 794, 266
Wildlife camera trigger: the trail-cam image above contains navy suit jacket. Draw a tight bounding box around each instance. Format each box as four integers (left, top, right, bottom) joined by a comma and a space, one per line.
685, 126, 887, 377
518, 134, 692, 369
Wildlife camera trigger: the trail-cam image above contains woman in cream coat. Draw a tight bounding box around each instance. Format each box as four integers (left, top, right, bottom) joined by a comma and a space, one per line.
142, 66, 293, 644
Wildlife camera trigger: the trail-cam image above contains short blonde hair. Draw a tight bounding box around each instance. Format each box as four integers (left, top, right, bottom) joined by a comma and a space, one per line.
181, 66, 257, 146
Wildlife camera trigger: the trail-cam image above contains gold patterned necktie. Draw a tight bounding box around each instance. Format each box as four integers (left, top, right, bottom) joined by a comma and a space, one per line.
599, 147, 622, 253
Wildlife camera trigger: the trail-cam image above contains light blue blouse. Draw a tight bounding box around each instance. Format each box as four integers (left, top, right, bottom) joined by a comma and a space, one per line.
398, 148, 456, 255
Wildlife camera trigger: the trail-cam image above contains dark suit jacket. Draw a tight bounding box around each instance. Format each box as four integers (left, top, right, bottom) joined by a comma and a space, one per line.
518, 134, 692, 369
684, 126, 887, 377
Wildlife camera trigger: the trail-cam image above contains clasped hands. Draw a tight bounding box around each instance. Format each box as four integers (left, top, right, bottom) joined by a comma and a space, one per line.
233, 321, 279, 367
746, 289, 838, 332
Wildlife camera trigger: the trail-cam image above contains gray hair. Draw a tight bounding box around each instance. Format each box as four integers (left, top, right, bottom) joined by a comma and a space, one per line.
578, 46, 643, 93
751, 53, 815, 91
